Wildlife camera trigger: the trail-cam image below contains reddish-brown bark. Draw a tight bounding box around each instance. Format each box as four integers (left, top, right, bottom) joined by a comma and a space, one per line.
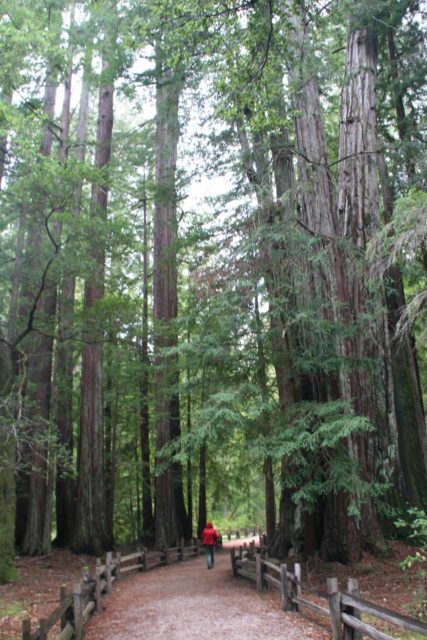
73, 21, 116, 553
153, 41, 189, 546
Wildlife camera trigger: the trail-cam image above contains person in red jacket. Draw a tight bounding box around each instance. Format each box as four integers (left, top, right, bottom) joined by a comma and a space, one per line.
201, 521, 219, 569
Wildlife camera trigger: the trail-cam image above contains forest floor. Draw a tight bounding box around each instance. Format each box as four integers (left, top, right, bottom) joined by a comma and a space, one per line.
0, 539, 425, 639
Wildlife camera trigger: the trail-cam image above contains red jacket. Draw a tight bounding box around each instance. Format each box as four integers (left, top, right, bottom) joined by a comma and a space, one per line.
201, 522, 219, 546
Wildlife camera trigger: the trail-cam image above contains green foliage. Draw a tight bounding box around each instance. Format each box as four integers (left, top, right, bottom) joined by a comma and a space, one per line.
395, 507, 427, 569
269, 400, 378, 516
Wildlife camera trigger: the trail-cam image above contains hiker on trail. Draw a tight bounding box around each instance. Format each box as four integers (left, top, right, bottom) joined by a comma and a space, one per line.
201, 521, 219, 569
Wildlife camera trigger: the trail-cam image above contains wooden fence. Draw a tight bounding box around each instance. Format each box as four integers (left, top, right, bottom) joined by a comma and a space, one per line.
22, 539, 201, 640
231, 544, 427, 640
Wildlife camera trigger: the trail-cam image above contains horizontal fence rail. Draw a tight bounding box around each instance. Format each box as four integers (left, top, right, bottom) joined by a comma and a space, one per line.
231, 544, 427, 640
22, 539, 202, 640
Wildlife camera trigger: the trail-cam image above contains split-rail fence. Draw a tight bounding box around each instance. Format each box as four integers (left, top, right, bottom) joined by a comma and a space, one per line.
21, 539, 201, 640
231, 542, 427, 640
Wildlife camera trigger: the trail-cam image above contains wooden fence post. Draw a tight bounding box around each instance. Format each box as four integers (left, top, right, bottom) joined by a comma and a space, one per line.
195, 540, 200, 556
115, 551, 122, 579
60, 585, 67, 630
39, 618, 48, 640
343, 578, 361, 640
236, 529, 240, 539
327, 577, 341, 640
22, 618, 31, 640
180, 537, 185, 561
95, 561, 102, 612
82, 565, 90, 583
249, 540, 255, 560
256, 553, 263, 592
228, 529, 231, 541
106, 551, 113, 592
143, 547, 149, 570
231, 548, 238, 576
73, 582, 83, 640
280, 564, 292, 611
238, 545, 243, 560
294, 563, 302, 598
164, 546, 170, 565
290, 577, 298, 611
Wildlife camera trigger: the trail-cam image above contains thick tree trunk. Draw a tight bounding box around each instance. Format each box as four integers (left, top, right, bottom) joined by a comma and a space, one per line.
283, 5, 363, 563
140, 193, 154, 542
377, 154, 427, 508
73, 20, 116, 553
170, 393, 192, 540
336, 25, 397, 557
20, 72, 58, 556
153, 43, 188, 547
54, 43, 92, 546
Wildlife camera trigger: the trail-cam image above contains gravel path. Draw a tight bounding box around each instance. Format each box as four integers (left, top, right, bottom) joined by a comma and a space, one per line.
84, 541, 329, 640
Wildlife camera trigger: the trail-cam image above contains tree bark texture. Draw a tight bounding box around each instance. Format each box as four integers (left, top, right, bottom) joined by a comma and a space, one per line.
140, 193, 154, 542
335, 25, 397, 557
377, 154, 427, 508
54, 42, 92, 546
153, 46, 188, 546
73, 29, 115, 553
20, 72, 58, 556
282, 3, 363, 562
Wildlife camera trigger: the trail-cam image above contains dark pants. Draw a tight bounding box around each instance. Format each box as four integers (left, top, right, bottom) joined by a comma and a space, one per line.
204, 544, 215, 568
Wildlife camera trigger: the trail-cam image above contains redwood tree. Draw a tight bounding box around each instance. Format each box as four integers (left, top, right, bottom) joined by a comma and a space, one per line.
152, 17, 191, 545
72, 5, 117, 554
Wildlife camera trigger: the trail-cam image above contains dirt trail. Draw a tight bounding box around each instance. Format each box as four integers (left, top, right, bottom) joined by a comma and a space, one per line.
84, 540, 329, 640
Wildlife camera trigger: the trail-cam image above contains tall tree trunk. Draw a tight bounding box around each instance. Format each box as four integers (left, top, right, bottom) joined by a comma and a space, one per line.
54, 41, 92, 546
20, 70, 58, 555
377, 154, 427, 508
0, 340, 16, 581
336, 24, 397, 557
153, 41, 188, 546
254, 292, 276, 544
197, 443, 207, 539
140, 191, 154, 542
281, 3, 362, 562
104, 336, 118, 537
73, 11, 116, 553
186, 354, 193, 535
